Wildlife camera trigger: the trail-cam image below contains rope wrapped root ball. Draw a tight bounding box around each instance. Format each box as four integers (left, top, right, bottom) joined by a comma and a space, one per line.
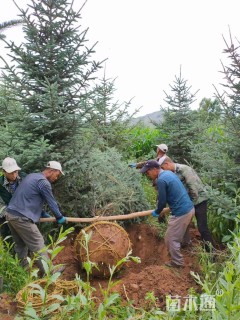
74, 221, 132, 277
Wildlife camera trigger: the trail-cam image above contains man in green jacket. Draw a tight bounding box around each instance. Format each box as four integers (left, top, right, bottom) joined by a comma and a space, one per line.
0, 157, 26, 240
161, 156, 214, 252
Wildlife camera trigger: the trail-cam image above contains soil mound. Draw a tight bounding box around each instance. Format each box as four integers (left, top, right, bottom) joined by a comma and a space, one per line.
0, 222, 202, 318
55, 222, 201, 308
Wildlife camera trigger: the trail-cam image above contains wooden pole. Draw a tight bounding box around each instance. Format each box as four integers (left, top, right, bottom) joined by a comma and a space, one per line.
39, 207, 170, 223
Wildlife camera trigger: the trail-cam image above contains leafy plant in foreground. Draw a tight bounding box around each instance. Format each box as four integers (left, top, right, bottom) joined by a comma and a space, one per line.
0, 237, 28, 294
191, 231, 240, 320
15, 226, 74, 319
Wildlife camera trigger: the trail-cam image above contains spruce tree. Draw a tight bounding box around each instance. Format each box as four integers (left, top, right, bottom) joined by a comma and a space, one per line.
86, 74, 134, 151
215, 30, 240, 169
157, 67, 199, 163
0, 83, 53, 169
0, 19, 23, 39
0, 0, 102, 157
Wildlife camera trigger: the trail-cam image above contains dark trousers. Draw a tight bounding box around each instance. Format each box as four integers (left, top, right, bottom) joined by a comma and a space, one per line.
5, 212, 48, 275
195, 200, 214, 252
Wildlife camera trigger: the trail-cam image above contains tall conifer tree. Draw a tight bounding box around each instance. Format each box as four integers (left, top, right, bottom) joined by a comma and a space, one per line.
86, 74, 134, 150
158, 67, 199, 163
0, 0, 102, 154
215, 30, 240, 168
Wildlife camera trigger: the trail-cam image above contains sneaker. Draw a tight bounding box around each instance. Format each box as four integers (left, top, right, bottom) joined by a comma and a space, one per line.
165, 261, 184, 268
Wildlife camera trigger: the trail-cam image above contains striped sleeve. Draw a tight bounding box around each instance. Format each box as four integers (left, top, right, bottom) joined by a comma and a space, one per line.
38, 179, 63, 219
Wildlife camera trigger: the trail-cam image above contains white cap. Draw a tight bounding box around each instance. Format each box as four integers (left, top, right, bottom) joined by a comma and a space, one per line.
1, 157, 21, 173
156, 144, 168, 153
46, 161, 64, 175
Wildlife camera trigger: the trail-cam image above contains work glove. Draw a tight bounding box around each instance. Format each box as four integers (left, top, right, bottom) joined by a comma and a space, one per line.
151, 210, 159, 218
128, 163, 137, 168
41, 211, 51, 218
57, 216, 67, 225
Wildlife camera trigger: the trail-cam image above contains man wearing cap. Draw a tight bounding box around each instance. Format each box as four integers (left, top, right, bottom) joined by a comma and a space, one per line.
140, 160, 195, 268
160, 156, 214, 252
155, 143, 168, 159
0, 157, 26, 240
5, 161, 67, 276
128, 143, 168, 169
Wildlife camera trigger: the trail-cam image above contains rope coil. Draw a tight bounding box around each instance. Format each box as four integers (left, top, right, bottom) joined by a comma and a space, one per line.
16, 279, 79, 316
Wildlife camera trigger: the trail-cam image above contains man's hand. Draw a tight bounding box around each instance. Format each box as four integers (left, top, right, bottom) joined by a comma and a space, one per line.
57, 216, 67, 225
151, 210, 159, 217
128, 163, 137, 168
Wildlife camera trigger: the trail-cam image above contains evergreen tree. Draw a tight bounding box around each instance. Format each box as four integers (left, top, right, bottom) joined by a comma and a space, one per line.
0, 83, 53, 170
0, 1, 149, 218
215, 29, 240, 170
54, 147, 150, 219
0, 19, 23, 39
189, 97, 223, 172
86, 74, 135, 151
0, 0, 102, 158
156, 67, 199, 163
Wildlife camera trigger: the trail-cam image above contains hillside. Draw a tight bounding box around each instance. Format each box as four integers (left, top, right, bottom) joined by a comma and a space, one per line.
131, 110, 163, 127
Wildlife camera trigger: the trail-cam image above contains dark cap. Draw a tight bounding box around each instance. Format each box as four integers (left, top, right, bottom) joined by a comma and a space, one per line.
139, 160, 160, 173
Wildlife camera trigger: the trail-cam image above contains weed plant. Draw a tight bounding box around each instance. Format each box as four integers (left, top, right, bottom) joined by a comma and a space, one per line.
191, 231, 240, 320
13, 226, 74, 319
146, 215, 168, 239
0, 236, 28, 294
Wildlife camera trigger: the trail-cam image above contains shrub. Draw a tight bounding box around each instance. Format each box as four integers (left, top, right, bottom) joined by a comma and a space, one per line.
0, 239, 28, 294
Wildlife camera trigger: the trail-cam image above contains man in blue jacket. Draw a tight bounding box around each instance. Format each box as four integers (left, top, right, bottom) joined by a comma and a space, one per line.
160, 156, 214, 251
5, 161, 67, 276
140, 160, 195, 268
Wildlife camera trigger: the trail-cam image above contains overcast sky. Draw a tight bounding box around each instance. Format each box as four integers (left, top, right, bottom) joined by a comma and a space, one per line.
1, 0, 240, 116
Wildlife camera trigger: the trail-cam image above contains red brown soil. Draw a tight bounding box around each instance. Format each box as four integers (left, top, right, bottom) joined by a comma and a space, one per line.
0, 222, 202, 319
0, 293, 17, 320
55, 223, 202, 308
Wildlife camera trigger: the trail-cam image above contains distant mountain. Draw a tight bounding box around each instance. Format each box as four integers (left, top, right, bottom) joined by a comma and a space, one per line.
130, 110, 164, 127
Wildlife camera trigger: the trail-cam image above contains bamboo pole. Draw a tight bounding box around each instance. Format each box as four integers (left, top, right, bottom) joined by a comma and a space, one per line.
39, 207, 170, 223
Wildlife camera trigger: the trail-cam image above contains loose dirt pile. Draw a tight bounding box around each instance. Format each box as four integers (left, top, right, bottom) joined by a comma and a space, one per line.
56, 222, 201, 309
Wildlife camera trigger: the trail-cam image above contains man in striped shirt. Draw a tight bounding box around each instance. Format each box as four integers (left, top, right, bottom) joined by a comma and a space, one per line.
5, 161, 66, 276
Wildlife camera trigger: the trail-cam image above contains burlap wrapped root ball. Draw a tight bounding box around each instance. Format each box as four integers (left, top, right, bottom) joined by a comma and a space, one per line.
74, 221, 132, 277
